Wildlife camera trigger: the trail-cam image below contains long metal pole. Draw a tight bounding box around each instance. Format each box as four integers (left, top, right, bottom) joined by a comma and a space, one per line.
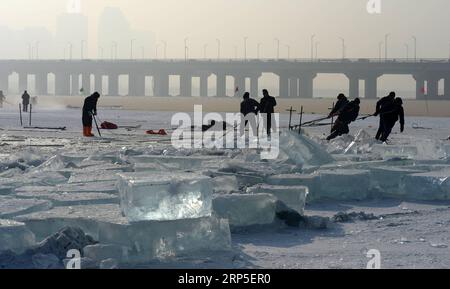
19, 104, 23, 126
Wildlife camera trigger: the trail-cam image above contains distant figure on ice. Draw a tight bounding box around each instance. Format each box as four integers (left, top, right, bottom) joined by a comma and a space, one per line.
327, 98, 361, 141
328, 93, 349, 118
374, 92, 396, 140
22, 90, 30, 112
241, 92, 260, 128
260, 89, 277, 136
82, 92, 100, 137
0, 90, 5, 108
379, 97, 405, 142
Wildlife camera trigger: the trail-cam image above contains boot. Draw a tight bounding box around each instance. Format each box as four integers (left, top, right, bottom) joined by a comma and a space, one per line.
83, 126, 89, 137
87, 126, 95, 137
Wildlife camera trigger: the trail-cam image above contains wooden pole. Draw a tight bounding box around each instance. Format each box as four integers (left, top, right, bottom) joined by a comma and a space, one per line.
29, 104, 32, 126
19, 104, 23, 126
330, 102, 335, 133
286, 106, 296, 130
298, 106, 304, 135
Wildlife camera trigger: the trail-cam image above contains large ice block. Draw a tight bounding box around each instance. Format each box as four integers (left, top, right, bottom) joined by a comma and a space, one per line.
266, 173, 318, 189
68, 170, 122, 184
0, 219, 36, 253
15, 190, 118, 206
15, 204, 231, 264
117, 172, 213, 222
246, 184, 308, 214
313, 169, 371, 201
401, 169, 450, 200
369, 166, 425, 198
130, 155, 225, 171
279, 131, 334, 167
212, 194, 277, 227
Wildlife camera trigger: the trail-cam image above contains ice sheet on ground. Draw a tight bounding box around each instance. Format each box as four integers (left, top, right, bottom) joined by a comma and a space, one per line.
130, 155, 227, 171
212, 194, 277, 228
313, 169, 371, 201
117, 172, 213, 222
369, 166, 426, 197
372, 144, 419, 160
401, 169, 450, 200
0, 219, 36, 253
279, 131, 334, 167
56, 181, 118, 194
246, 184, 309, 214
0, 196, 52, 219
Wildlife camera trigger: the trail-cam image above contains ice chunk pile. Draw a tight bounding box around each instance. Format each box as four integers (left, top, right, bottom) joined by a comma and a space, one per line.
212, 194, 277, 228
117, 172, 213, 222
372, 144, 419, 160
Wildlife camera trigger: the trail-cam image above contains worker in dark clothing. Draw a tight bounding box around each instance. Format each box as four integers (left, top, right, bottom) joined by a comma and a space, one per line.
328, 93, 349, 118
82, 92, 100, 137
0, 91, 5, 108
260, 89, 277, 136
379, 97, 405, 142
241, 92, 260, 128
374, 92, 396, 140
22, 91, 30, 112
327, 98, 361, 141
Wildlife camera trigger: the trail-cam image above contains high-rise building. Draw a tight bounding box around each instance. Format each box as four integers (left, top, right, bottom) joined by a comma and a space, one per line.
55, 12, 88, 59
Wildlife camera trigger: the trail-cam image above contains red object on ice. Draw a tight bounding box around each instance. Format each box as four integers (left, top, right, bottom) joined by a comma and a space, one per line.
100, 121, 118, 130
146, 129, 168, 136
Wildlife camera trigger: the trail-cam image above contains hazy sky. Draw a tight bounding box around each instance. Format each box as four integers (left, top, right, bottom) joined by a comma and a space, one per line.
0, 0, 450, 59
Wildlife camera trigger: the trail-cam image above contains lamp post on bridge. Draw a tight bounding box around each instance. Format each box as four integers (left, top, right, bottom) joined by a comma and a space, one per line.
130, 39, 136, 60
404, 43, 409, 61
384, 33, 390, 61
274, 38, 280, 60
162, 41, 167, 59
257, 43, 262, 59
244, 37, 248, 60
216, 39, 221, 60
184, 38, 189, 61
412, 36, 417, 62
339, 37, 345, 59
310, 34, 316, 61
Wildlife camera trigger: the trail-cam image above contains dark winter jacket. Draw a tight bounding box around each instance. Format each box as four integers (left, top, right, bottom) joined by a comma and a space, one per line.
329, 97, 349, 117
260, 96, 277, 114
241, 98, 260, 116
83, 94, 99, 115
22, 92, 30, 104
375, 96, 394, 116
338, 100, 360, 124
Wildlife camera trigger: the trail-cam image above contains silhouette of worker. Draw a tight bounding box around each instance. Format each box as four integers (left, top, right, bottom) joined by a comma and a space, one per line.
82, 92, 100, 137
240, 92, 260, 128
0, 90, 5, 108
379, 97, 405, 142
22, 90, 30, 112
328, 93, 349, 118
327, 98, 361, 141
374, 92, 396, 140
260, 89, 277, 136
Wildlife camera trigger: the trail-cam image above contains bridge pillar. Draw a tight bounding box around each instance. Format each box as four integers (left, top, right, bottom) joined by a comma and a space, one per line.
299, 73, 315, 98
348, 76, 359, 98
129, 74, 145, 96
82, 74, 91, 95
95, 75, 103, 94
234, 75, 245, 97
364, 76, 378, 99
18, 73, 27, 93
445, 77, 450, 98
278, 74, 289, 98
180, 74, 192, 97
427, 78, 439, 99
0, 73, 9, 93
71, 74, 79, 95
154, 74, 169, 96
288, 77, 298, 98
35, 73, 48, 95
55, 73, 70, 96
216, 72, 226, 97
200, 74, 208, 97
108, 74, 119, 96
250, 75, 259, 98
414, 76, 425, 99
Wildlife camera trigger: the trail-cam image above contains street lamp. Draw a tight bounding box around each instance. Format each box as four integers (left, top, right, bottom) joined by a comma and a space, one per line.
310, 34, 316, 61
155, 44, 161, 59
111, 41, 117, 60
274, 38, 280, 60
203, 44, 208, 59
216, 39, 221, 59
384, 33, 390, 60
412, 36, 417, 61
184, 38, 189, 61
257, 43, 262, 59
130, 39, 136, 59
378, 41, 383, 61
35, 41, 40, 60
315, 42, 320, 60
404, 43, 409, 60
141, 46, 145, 59
339, 37, 345, 59
285, 45, 290, 60
162, 41, 167, 59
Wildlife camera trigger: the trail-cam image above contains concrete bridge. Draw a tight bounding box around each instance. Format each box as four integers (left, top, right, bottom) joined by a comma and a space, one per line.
1, 58, 450, 99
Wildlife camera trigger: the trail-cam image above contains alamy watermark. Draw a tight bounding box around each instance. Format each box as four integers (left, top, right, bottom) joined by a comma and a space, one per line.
171, 105, 280, 160
366, 249, 381, 269
367, 0, 382, 14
